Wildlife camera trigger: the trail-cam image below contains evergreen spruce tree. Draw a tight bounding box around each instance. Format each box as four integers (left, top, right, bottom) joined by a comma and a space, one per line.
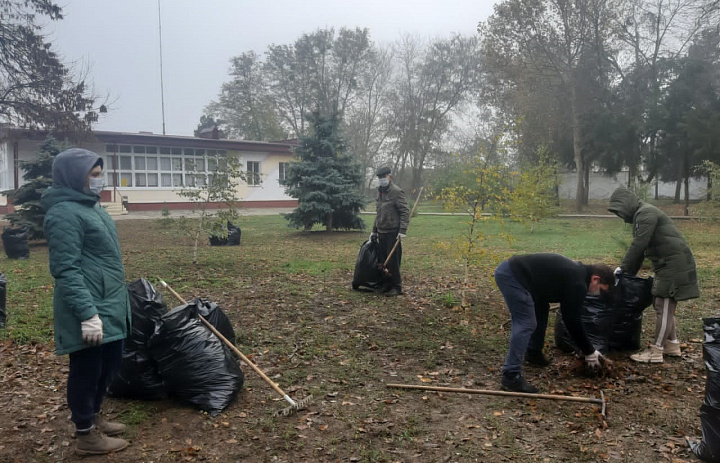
282, 111, 367, 231
3, 137, 66, 240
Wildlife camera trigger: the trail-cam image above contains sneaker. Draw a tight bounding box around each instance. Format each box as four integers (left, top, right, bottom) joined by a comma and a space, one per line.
525, 350, 550, 367
95, 413, 126, 436
75, 426, 128, 456
663, 340, 682, 357
501, 373, 539, 393
630, 345, 664, 363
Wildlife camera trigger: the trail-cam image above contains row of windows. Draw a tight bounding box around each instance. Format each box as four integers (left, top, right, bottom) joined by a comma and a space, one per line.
102, 145, 289, 189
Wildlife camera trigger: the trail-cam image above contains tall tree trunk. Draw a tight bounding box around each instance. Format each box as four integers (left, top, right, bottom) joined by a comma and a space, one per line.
571, 89, 585, 212
326, 212, 334, 232
684, 176, 690, 216
674, 179, 681, 203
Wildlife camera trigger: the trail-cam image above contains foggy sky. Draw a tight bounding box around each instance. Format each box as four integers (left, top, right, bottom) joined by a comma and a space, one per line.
48, 0, 494, 137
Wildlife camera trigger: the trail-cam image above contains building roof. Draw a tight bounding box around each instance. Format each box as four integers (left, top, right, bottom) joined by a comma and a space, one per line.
1, 126, 295, 155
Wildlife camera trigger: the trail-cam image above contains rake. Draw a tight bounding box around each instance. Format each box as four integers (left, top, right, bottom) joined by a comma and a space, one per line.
157, 279, 312, 417
387, 383, 607, 418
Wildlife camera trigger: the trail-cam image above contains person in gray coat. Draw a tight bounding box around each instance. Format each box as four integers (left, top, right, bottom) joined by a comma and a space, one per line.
608, 187, 699, 363
370, 166, 410, 296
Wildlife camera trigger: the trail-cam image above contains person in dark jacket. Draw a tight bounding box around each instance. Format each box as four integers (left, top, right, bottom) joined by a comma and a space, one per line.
370, 166, 410, 296
41, 148, 131, 455
608, 187, 700, 363
494, 253, 614, 393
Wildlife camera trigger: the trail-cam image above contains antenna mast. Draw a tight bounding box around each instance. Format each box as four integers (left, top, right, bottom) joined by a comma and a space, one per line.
158, 0, 167, 135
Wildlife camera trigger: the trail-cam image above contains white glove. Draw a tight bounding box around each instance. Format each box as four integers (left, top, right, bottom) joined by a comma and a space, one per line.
81, 314, 103, 346
398, 233, 406, 240
369, 232, 378, 241
584, 350, 604, 370
614, 267, 622, 285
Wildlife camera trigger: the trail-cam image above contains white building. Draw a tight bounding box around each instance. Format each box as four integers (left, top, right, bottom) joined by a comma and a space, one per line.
0, 126, 298, 214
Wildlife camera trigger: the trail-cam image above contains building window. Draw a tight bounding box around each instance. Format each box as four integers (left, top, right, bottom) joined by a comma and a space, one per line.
247, 161, 261, 186
102, 144, 228, 189
279, 162, 289, 181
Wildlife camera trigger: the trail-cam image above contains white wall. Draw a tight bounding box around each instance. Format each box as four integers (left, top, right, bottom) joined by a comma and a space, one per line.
559, 171, 707, 200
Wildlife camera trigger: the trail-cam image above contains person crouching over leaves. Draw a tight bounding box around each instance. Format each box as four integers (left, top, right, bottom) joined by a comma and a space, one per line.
494, 253, 614, 393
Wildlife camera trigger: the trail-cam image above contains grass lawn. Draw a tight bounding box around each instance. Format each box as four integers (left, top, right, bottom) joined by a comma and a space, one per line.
0, 211, 718, 462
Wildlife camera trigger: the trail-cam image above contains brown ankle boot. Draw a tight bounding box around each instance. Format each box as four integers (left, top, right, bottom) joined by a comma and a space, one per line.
94, 413, 126, 436
75, 426, 128, 455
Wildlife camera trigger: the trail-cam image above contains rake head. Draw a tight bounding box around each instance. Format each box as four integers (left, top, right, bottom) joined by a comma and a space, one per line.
274, 395, 314, 417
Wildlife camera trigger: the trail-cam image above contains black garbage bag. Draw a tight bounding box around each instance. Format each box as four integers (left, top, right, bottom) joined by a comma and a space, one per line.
108, 279, 169, 398
194, 298, 236, 345
108, 350, 167, 400
2, 226, 29, 259
702, 317, 720, 409
209, 221, 241, 246
691, 317, 720, 462
0, 273, 6, 329
352, 239, 383, 290
554, 295, 612, 354
126, 278, 169, 347
610, 274, 654, 352
148, 303, 244, 414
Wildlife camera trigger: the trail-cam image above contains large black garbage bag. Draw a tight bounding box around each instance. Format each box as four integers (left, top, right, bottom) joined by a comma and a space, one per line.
194, 298, 236, 345
691, 317, 720, 462
0, 273, 6, 329
610, 274, 654, 352
554, 295, 612, 354
108, 279, 169, 398
209, 221, 241, 246
691, 403, 720, 462
148, 303, 244, 414
2, 226, 29, 259
702, 317, 720, 409
352, 239, 383, 290
108, 349, 167, 400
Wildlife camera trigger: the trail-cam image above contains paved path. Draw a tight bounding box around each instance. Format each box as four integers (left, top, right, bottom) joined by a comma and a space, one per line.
111, 207, 295, 220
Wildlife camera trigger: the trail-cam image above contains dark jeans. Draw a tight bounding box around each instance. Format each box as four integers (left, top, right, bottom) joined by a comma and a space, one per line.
67, 339, 124, 430
494, 260, 545, 376
378, 230, 402, 290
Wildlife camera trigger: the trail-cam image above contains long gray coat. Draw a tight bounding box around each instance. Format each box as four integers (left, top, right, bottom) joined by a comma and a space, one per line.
608, 188, 699, 301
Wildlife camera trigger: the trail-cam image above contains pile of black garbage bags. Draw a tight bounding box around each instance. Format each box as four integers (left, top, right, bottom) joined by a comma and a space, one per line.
108, 279, 244, 414
554, 273, 654, 354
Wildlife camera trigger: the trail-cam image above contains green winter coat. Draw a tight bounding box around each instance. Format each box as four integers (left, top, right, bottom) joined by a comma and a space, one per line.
373, 182, 410, 234
608, 188, 699, 301
41, 150, 131, 355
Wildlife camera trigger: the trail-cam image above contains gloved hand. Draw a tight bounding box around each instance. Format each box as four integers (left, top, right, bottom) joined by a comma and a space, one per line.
614, 267, 622, 285
81, 314, 103, 346
369, 232, 378, 242
398, 233, 406, 240
584, 350, 605, 370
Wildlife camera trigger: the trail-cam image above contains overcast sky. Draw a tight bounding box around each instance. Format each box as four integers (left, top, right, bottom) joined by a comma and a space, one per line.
48, 1, 495, 137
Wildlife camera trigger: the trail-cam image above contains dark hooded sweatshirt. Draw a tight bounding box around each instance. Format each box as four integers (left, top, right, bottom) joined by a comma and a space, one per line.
41, 148, 131, 355
608, 187, 699, 301
508, 253, 596, 355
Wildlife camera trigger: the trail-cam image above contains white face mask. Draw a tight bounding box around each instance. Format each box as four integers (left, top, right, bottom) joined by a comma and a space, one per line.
84, 177, 104, 196
378, 177, 390, 187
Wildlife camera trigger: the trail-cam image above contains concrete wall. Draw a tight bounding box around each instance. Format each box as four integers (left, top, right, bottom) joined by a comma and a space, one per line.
558, 171, 708, 200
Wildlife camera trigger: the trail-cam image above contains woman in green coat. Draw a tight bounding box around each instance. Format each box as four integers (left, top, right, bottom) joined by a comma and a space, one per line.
41, 148, 131, 455
608, 187, 699, 363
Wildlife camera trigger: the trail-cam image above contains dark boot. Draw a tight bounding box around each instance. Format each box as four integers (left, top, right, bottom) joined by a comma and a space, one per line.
384, 287, 402, 297
525, 349, 550, 367
501, 373, 539, 393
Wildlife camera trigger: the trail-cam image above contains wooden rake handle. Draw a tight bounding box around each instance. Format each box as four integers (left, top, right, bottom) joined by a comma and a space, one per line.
158, 279, 296, 407
387, 383, 606, 414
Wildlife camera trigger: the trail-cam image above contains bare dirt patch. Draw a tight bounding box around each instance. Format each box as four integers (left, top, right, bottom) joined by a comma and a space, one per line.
0, 218, 712, 463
